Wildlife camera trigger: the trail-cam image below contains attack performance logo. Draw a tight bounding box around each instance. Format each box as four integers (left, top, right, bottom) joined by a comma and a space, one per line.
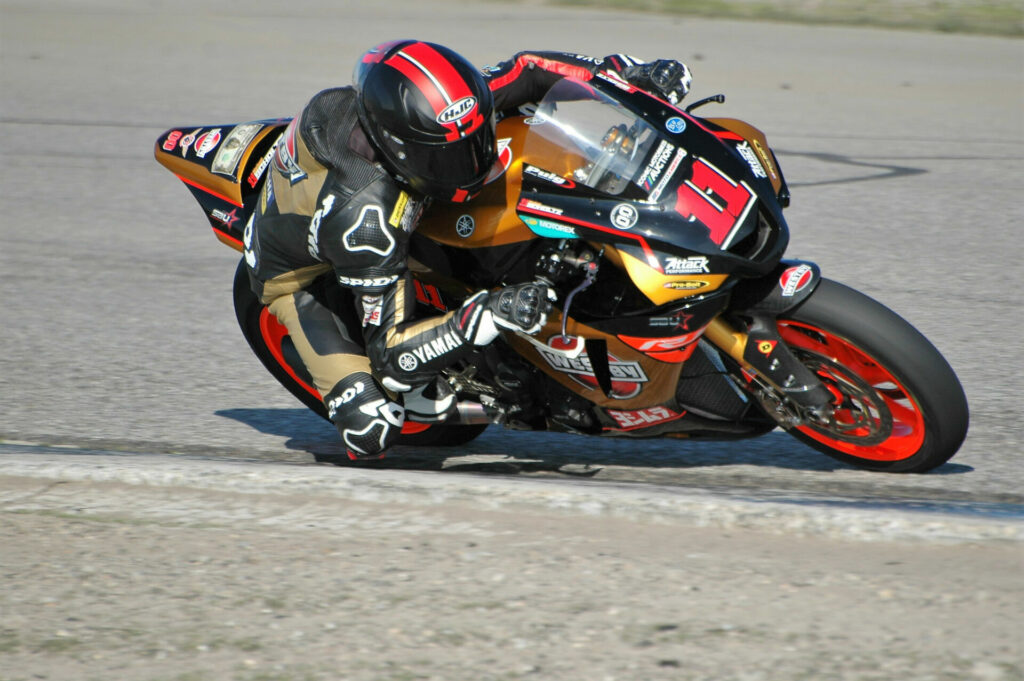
538, 336, 649, 399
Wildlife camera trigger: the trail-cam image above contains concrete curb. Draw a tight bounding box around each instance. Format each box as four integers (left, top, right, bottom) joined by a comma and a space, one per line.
2, 451, 1020, 544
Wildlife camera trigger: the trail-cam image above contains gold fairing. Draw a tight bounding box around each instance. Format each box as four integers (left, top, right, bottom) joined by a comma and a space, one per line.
506, 310, 686, 410
706, 118, 783, 195
417, 117, 588, 248
153, 125, 282, 206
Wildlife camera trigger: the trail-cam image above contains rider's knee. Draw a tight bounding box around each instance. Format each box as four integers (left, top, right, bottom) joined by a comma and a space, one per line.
324, 373, 404, 459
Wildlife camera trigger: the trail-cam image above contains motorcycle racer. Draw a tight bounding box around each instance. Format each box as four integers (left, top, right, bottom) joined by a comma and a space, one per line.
243, 40, 692, 459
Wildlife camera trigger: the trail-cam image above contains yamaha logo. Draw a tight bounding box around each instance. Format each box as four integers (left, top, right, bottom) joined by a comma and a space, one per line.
437, 97, 477, 125
455, 215, 475, 238
398, 353, 419, 372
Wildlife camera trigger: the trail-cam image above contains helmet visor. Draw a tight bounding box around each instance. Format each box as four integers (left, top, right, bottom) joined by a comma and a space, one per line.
382, 118, 497, 200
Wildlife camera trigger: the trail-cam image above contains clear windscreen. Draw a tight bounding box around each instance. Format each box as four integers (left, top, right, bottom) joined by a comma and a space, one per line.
522, 78, 663, 196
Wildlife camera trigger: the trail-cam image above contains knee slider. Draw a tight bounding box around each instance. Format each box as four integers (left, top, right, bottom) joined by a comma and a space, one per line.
324, 373, 405, 459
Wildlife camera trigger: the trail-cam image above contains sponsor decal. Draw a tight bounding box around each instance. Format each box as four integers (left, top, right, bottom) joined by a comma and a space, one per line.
337, 274, 399, 288
664, 255, 710, 274
522, 216, 577, 238
306, 194, 336, 260
675, 157, 756, 249
610, 203, 638, 230
620, 331, 703, 354
780, 264, 814, 297
261, 168, 275, 211
385, 191, 421, 232
162, 130, 182, 152
247, 148, 275, 188
436, 96, 477, 125
361, 295, 383, 327
663, 280, 709, 291
735, 141, 767, 179
523, 165, 575, 187
211, 123, 263, 176
666, 117, 687, 134
496, 137, 513, 173
178, 128, 201, 157
272, 116, 307, 184
210, 207, 240, 229
404, 331, 465, 369
638, 140, 675, 192
398, 353, 419, 372
413, 280, 447, 312
194, 128, 222, 159
751, 139, 779, 181
606, 405, 684, 431
388, 191, 410, 228
618, 329, 705, 362
521, 199, 563, 216
455, 214, 475, 238
758, 340, 777, 356
538, 336, 649, 399
650, 310, 694, 331
647, 148, 687, 202
596, 70, 632, 92
243, 214, 257, 268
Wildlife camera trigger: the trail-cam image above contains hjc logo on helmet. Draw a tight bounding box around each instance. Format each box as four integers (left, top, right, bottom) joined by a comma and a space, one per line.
436, 97, 478, 125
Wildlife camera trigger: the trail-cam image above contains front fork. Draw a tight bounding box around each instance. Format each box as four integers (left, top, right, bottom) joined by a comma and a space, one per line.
703, 314, 834, 428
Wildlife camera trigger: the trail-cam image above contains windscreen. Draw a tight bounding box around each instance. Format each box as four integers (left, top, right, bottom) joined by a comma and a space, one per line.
522, 78, 664, 196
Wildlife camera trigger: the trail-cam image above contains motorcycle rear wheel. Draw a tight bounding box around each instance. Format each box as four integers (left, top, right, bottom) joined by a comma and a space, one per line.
232, 260, 488, 448
777, 279, 968, 473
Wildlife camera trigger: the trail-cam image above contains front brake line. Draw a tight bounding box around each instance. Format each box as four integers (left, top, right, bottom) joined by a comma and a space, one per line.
561, 259, 599, 343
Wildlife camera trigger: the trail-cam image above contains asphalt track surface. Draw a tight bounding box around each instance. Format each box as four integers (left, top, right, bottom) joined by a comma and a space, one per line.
3, 0, 1023, 514
2, 2, 1024, 518
2, 2, 1024, 680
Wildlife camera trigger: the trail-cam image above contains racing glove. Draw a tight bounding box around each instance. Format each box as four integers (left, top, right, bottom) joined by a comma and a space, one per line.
621, 59, 693, 105
457, 282, 556, 346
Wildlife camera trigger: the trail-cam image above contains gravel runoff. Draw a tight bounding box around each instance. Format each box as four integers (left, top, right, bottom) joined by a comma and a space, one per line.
1, 451, 1022, 681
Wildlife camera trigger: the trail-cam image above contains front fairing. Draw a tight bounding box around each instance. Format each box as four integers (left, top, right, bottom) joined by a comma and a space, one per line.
516, 77, 788, 284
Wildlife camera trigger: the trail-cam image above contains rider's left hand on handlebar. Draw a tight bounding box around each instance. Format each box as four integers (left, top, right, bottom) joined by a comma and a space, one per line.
622, 59, 692, 105
458, 283, 556, 346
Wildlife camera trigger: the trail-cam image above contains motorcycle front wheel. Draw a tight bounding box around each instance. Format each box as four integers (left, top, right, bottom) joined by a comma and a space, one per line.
776, 279, 968, 473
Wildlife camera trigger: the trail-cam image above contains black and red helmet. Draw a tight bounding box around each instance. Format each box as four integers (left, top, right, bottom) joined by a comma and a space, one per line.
354, 40, 499, 202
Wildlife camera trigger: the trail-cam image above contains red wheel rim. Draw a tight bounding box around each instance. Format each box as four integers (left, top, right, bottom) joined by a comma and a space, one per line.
777, 320, 926, 461
259, 307, 322, 401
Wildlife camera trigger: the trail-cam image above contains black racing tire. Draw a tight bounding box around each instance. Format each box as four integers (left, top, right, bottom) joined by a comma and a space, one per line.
232, 259, 489, 448
395, 422, 490, 447
777, 278, 968, 473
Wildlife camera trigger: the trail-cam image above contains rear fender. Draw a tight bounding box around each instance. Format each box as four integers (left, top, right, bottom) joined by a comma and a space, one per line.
155, 120, 288, 250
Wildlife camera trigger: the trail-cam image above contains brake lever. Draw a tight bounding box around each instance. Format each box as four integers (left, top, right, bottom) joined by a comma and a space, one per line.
514, 330, 585, 359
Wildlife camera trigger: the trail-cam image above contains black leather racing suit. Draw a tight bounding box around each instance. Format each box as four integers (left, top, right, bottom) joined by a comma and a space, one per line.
244, 51, 646, 457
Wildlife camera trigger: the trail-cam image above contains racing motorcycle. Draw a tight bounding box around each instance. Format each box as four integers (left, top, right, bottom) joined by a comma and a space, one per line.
154, 74, 968, 473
